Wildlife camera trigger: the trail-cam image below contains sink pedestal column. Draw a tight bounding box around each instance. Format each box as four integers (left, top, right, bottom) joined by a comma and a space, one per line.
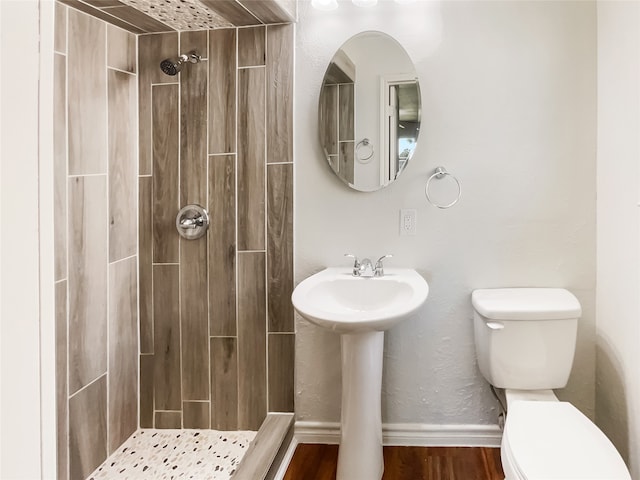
337, 331, 385, 480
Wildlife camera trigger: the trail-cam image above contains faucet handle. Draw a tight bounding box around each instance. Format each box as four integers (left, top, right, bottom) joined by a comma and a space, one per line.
374, 254, 393, 277
344, 253, 361, 276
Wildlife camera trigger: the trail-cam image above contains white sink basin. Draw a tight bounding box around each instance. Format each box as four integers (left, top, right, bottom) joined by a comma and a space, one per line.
292, 267, 429, 333
291, 266, 428, 479
292, 266, 429, 479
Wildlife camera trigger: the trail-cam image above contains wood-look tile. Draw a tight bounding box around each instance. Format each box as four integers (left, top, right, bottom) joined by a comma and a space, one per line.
210, 337, 238, 430
328, 155, 338, 172
267, 164, 293, 332
67, 8, 107, 175
83, 0, 123, 7
108, 69, 137, 262
339, 141, 355, 185
69, 375, 107, 480
180, 238, 209, 401
268, 334, 294, 412
153, 265, 181, 411
233, 413, 294, 480
320, 85, 338, 156
58, 1, 145, 34
107, 24, 136, 73
138, 32, 179, 85
183, 402, 211, 429
54, 54, 67, 282
55, 281, 68, 480
237, 252, 267, 430
238, 26, 265, 67
140, 354, 154, 428
208, 29, 236, 154
55, 2, 67, 53
266, 24, 293, 164
180, 55, 208, 206
339, 83, 354, 141
103, 5, 174, 33
238, 0, 295, 23
139, 32, 178, 175
237, 67, 266, 251
180, 30, 208, 59
199, 0, 261, 26
108, 256, 138, 454
152, 84, 180, 263
139, 177, 153, 354
68, 176, 107, 394
279, 0, 297, 19
208, 155, 236, 337
155, 411, 182, 429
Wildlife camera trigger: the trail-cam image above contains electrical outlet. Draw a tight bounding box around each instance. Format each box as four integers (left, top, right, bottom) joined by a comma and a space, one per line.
400, 209, 417, 236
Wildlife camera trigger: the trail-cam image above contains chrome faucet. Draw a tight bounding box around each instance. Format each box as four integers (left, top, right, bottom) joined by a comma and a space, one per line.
344, 254, 393, 277
374, 254, 393, 277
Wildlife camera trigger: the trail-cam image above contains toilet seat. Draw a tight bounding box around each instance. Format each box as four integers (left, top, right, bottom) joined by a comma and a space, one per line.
503, 401, 630, 480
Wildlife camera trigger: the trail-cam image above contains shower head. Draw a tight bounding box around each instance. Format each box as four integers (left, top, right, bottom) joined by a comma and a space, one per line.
160, 51, 202, 76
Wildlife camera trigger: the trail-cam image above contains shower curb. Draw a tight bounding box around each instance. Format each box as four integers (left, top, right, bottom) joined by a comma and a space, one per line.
232, 413, 295, 480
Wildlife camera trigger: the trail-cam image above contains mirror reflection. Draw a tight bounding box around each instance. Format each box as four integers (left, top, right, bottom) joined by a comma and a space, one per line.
319, 31, 421, 192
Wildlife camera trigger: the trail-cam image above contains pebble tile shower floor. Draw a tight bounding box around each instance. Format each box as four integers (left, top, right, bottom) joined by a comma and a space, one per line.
89, 429, 256, 479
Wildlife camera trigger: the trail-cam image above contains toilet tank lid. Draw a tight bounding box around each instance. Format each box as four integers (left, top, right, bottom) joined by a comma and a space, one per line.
472, 288, 581, 320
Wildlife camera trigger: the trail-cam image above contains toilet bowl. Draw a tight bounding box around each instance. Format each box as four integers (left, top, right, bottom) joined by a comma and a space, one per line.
501, 395, 630, 480
472, 288, 631, 480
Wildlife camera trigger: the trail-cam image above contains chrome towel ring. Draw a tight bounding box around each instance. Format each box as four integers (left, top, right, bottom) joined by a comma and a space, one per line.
355, 138, 374, 163
425, 167, 461, 209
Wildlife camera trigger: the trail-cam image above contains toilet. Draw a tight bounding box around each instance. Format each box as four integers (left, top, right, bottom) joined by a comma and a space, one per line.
472, 288, 631, 480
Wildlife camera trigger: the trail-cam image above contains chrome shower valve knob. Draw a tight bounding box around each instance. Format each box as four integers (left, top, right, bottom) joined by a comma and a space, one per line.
176, 204, 209, 240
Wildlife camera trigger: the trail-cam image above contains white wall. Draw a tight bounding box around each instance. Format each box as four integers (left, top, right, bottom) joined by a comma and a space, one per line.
595, 1, 640, 477
0, 0, 55, 478
295, 0, 597, 431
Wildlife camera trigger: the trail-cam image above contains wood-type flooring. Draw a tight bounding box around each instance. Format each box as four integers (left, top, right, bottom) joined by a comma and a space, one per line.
283, 444, 504, 480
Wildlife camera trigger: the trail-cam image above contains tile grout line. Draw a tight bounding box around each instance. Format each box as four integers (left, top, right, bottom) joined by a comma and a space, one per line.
108, 65, 135, 76
234, 26, 241, 430
68, 372, 107, 401
264, 24, 270, 416
64, 6, 70, 477
68, 173, 107, 178
135, 31, 141, 434
150, 66, 156, 429
205, 28, 213, 430
177, 31, 185, 430
105, 21, 111, 455
109, 253, 137, 266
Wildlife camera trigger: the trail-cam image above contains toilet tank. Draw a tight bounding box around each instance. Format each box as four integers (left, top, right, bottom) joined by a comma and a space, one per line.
472, 288, 581, 390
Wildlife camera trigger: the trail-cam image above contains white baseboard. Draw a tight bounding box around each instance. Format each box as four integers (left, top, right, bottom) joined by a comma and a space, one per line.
294, 421, 502, 448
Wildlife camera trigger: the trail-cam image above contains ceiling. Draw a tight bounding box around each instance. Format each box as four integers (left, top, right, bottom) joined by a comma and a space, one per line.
59, 0, 296, 34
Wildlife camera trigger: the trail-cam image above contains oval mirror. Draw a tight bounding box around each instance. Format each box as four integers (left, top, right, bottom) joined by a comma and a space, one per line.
318, 31, 421, 192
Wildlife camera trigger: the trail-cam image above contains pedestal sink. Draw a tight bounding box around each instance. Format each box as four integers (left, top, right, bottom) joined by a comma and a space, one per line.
292, 267, 429, 480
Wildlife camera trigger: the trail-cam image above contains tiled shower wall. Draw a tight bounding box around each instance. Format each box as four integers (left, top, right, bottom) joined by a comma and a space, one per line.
54, 3, 139, 480
138, 25, 294, 431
